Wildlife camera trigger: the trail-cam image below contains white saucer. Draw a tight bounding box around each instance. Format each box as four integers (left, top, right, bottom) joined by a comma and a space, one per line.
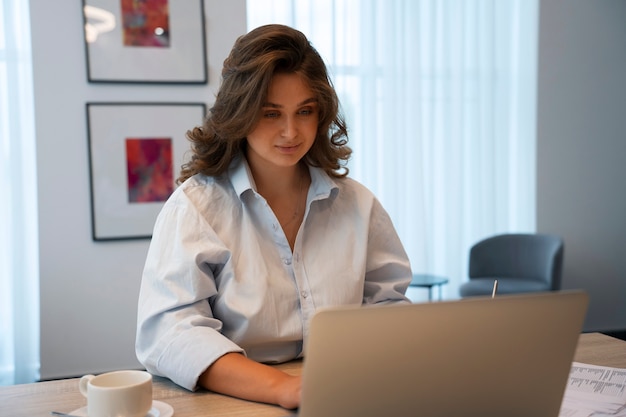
70, 400, 174, 417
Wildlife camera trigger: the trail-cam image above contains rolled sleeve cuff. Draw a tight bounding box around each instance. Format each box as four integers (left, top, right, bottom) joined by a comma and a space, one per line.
156, 326, 245, 391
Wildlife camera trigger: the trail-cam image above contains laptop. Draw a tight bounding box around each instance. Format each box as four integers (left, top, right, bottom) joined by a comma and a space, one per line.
297, 290, 588, 417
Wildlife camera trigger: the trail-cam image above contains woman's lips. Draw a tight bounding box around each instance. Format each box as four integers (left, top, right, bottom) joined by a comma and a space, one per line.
276, 143, 300, 154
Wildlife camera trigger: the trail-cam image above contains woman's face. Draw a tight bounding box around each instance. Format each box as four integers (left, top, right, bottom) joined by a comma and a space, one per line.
246, 72, 319, 172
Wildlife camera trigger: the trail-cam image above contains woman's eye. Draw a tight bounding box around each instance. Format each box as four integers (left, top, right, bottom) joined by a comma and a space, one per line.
264, 111, 280, 118
299, 108, 314, 116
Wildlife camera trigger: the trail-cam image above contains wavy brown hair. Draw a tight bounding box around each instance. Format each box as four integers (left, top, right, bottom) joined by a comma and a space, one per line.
177, 24, 351, 184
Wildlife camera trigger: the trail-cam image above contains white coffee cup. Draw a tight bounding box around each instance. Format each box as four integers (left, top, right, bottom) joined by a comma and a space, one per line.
79, 370, 152, 417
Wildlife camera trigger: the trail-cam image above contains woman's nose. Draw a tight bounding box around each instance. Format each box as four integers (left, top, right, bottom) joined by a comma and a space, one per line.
280, 116, 297, 138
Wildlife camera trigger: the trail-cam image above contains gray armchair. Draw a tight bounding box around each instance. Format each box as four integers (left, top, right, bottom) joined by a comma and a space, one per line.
459, 233, 564, 297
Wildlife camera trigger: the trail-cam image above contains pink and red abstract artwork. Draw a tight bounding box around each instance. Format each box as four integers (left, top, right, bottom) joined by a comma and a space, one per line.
121, 0, 170, 47
125, 138, 174, 203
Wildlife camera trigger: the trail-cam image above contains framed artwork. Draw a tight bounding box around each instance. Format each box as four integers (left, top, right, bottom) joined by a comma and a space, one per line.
82, 0, 207, 84
86, 102, 206, 241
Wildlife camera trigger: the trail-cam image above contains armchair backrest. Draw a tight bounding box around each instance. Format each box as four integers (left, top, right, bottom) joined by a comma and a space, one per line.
469, 233, 564, 290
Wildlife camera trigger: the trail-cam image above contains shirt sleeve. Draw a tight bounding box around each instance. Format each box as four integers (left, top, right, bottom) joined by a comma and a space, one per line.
363, 197, 412, 305
135, 189, 244, 391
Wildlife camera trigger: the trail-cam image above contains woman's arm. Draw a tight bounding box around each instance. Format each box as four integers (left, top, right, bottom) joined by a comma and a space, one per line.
198, 352, 301, 409
362, 198, 412, 304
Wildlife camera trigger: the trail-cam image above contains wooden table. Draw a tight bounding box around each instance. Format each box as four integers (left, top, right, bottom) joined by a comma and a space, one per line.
1, 333, 624, 417
572, 332, 626, 368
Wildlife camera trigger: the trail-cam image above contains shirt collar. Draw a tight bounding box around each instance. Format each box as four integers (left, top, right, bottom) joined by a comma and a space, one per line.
228, 156, 339, 200
229, 156, 256, 197
308, 164, 339, 201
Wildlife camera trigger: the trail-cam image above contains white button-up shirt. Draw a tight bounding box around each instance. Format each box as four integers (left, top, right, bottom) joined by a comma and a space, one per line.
136, 157, 411, 390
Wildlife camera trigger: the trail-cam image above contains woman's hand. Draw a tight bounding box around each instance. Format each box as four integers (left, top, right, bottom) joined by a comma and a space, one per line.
273, 372, 301, 409
198, 352, 302, 409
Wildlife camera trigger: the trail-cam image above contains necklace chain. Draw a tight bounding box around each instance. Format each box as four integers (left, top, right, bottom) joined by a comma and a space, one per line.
282, 168, 306, 227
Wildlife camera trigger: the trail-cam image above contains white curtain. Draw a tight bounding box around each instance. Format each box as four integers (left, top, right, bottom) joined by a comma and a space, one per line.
0, 0, 40, 385
247, 0, 538, 300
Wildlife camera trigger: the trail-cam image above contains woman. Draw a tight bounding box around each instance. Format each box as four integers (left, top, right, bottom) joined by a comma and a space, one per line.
135, 24, 411, 409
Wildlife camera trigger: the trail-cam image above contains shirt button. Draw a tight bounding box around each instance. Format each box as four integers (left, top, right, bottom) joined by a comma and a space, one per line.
301, 291, 308, 298
283, 258, 292, 266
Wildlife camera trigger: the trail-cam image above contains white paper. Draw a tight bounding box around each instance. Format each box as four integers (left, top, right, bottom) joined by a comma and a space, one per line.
559, 362, 626, 417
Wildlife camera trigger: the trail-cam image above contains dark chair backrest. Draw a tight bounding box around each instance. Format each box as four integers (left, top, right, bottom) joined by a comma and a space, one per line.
469, 233, 564, 290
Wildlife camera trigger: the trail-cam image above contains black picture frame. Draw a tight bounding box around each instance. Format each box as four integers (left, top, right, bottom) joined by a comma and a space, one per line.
82, 0, 208, 84
86, 102, 206, 241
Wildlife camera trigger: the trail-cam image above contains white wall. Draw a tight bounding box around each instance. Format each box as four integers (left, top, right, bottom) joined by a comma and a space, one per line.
537, 0, 626, 331
30, 0, 247, 381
